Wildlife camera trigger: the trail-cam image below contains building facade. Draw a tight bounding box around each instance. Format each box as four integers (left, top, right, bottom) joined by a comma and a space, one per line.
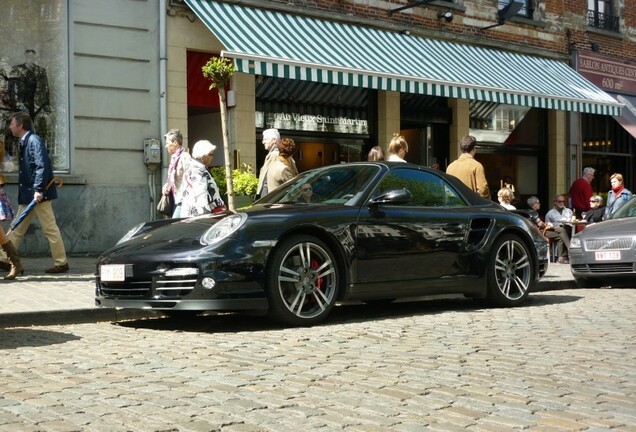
173, 0, 635, 206
0, 0, 633, 254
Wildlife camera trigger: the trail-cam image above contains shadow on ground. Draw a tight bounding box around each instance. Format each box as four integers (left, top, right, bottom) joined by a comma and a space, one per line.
0, 328, 81, 349
115, 293, 583, 334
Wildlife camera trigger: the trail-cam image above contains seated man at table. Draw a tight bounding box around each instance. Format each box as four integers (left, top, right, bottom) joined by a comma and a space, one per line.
526, 196, 546, 229
545, 194, 574, 264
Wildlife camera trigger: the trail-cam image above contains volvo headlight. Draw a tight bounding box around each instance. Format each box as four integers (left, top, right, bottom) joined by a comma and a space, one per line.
116, 222, 146, 245
570, 237, 581, 249
201, 213, 247, 245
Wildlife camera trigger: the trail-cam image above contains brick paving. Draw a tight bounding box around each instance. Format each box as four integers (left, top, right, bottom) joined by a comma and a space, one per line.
0, 284, 634, 431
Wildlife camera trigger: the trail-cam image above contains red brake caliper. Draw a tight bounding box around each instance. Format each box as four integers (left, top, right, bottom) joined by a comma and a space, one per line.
311, 258, 323, 291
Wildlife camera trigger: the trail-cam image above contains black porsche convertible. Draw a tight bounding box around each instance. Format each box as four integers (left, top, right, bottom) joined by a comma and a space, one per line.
96, 162, 549, 326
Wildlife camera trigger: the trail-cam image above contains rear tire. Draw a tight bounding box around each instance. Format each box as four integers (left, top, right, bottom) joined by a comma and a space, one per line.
266, 235, 339, 326
487, 234, 533, 306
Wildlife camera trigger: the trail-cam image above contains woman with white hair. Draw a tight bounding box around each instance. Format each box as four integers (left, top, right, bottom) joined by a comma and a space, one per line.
181, 140, 225, 216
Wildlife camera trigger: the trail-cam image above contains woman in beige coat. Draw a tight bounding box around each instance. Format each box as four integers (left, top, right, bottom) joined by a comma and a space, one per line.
267, 138, 298, 193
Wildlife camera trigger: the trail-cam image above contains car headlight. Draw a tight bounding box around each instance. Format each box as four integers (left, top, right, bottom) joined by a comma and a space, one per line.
201, 213, 247, 245
570, 237, 581, 248
116, 222, 146, 245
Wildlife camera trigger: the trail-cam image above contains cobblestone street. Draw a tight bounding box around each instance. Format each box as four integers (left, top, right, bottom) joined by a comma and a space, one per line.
1, 288, 635, 432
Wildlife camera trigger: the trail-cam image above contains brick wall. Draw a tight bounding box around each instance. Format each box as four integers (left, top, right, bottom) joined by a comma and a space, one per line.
263, 0, 635, 60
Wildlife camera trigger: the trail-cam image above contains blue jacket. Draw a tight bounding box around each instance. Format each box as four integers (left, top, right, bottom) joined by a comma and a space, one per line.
605, 188, 632, 218
18, 131, 57, 205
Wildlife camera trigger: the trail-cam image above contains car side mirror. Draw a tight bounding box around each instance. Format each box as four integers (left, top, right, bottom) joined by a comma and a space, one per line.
368, 188, 412, 206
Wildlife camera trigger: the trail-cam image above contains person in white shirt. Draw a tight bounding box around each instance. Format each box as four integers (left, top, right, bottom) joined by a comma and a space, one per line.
497, 187, 516, 210
545, 194, 573, 264
387, 133, 408, 162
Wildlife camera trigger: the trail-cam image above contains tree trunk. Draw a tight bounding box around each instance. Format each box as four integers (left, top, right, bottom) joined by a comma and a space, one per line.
218, 89, 235, 212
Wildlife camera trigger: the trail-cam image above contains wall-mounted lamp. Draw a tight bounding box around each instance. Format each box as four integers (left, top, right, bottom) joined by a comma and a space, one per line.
400, 30, 411, 36
437, 10, 453, 23
480, 1, 523, 30
591, 42, 600, 52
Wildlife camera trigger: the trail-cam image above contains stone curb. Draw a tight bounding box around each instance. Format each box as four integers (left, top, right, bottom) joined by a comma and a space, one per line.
0, 280, 578, 328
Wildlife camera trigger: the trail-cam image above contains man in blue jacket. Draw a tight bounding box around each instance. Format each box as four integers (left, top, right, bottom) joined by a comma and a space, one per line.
4, 112, 68, 273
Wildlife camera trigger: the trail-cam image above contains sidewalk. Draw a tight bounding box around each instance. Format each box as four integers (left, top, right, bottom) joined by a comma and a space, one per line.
0, 256, 158, 328
0, 256, 577, 328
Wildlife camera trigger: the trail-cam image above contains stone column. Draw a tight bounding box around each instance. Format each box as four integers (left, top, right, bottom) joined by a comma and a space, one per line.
228, 73, 256, 170
377, 91, 400, 150
548, 110, 567, 199
448, 98, 470, 161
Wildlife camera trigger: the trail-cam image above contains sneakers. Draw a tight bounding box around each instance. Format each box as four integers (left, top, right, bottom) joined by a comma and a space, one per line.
45, 263, 70, 274
557, 257, 570, 264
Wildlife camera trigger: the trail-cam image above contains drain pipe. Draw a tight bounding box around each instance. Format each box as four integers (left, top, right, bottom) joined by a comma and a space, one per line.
157, 0, 168, 220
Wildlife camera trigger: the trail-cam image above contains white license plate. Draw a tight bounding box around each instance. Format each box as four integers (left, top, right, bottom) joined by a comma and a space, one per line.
100, 264, 126, 282
594, 251, 621, 261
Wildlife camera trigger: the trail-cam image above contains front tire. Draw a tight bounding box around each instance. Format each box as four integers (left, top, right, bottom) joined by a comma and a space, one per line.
266, 235, 339, 326
487, 234, 533, 306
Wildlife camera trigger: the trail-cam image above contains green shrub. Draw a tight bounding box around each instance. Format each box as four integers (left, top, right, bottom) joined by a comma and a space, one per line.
210, 166, 258, 196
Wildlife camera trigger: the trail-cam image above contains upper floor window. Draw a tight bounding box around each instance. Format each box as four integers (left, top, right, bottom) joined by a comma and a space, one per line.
498, 0, 533, 19
587, 0, 619, 32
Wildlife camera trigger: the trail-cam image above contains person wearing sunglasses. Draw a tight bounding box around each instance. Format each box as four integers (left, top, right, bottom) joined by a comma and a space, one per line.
297, 184, 315, 203
545, 194, 573, 264
584, 195, 605, 223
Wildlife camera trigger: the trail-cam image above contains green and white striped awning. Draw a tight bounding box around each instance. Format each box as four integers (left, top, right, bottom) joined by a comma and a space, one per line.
185, 0, 622, 116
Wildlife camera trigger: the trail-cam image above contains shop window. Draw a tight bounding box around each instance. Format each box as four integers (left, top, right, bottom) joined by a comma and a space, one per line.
469, 103, 531, 144
581, 113, 634, 193
587, 0, 619, 32
1, 1, 68, 172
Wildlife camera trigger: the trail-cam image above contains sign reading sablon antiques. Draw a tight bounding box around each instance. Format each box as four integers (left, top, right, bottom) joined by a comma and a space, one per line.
256, 111, 369, 135
578, 52, 636, 96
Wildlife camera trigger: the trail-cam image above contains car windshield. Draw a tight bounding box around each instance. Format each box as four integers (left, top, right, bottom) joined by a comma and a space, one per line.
257, 164, 381, 206
609, 196, 636, 219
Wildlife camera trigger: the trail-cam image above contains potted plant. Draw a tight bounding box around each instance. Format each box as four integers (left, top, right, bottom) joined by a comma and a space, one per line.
211, 164, 257, 209
232, 165, 258, 208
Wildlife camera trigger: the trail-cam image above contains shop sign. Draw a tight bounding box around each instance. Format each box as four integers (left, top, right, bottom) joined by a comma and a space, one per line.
256, 111, 368, 135
578, 52, 636, 96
